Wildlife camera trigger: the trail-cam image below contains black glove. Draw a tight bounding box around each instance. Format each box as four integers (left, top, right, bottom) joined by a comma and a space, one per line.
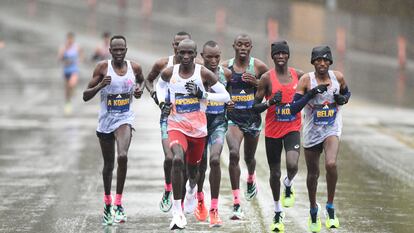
185, 81, 204, 99
151, 91, 159, 105
268, 91, 282, 106
160, 102, 172, 117
309, 84, 329, 97
334, 94, 348, 105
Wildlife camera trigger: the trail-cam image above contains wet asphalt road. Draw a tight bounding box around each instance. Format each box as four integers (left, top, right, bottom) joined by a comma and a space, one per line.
1, 0, 414, 232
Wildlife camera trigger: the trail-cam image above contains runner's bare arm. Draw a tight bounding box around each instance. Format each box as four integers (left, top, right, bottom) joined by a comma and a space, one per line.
83, 61, 109, 102
145, 58, 168, 93
252, 72, 281, 113
333, 71, 351, 105
131, 62, 145, 99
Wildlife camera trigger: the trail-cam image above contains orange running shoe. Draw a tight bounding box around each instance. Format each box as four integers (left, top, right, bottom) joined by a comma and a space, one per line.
195, 199, 208, 222
209, 209, 223, 228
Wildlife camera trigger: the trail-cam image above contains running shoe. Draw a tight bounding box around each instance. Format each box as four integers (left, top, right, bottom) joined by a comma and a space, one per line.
209, 209, 223, 228
102, 204, 113, 226
183, 182, 197, 214
113, 205, 127, 223
159, 191, 172, 212
270, 211, 285, 232
325, 207, 340, 229
230, 204, 244, 220
308, 203, 322, 233
281, 185, 295, 208
195, 199, 208, 221
170, 211, 187, 230
245, 181, 258, 201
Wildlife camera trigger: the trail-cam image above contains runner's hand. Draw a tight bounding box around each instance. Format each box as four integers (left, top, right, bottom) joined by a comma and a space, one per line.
185, 81, 204, 99
334, 94, 348, 105
160, 102, 172, 117
309, 84, 329, 97
226, 100, 235, 111
241, 72, 258, 86
134, 86, 143, 99
268, 91, 282, 106
100, 76, 111, 88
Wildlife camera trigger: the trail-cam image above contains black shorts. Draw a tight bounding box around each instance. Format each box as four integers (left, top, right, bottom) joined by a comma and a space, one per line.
227, 109, 261, 137
265, 131, 300, 165
304, 142, 324, 154
96, 131, 115, 140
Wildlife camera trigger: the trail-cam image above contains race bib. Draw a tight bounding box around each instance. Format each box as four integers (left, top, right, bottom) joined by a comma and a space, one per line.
206, 101, 225, 114
313, 104, 337, 126
231, 88, 254, 109
275, 104, 296, 122
175, 93, 200, 113
107, 93, 131, 113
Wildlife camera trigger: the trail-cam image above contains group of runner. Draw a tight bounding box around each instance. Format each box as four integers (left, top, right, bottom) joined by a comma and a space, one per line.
83, 31, 350, 232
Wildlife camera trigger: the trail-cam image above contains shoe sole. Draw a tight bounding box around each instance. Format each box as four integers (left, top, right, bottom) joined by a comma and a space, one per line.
170, 224, 185, 230
230, 215, 242, 220
209, 223, 222, 228
159, 203, 172, 213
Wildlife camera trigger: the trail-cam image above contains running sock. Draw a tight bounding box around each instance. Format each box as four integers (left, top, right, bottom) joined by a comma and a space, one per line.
326, 202, 334, 209
211, 198, 219, 210
104, 194, 112, 205
165, 183, 172, 192
326, 203, 335, 219
274, 201, 283, 213
247, 172, 256, 183
232, 189, 241, 205
173, 199, 183, 214
114, 194, 122, 206
283, 177, 293, 187
310, 206, 319, 222
197, 192, 204, 202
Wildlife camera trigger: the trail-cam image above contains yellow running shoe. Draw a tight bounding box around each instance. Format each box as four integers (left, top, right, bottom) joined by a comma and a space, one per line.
325, 207, 340, 229
270, 211, 285, 232
308, 203, 321, 232
281, 186, 295, 208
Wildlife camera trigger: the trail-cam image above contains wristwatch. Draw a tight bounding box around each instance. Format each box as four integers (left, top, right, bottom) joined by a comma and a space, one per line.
202, 92, 208, 99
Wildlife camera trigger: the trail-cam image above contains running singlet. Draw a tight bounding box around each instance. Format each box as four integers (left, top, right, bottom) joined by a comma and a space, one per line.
265, 68, 301, 138
63, 43, 79, 75
167, 64, 208, 138
97, 60, 135, 133
302, 71, 342, 148
227, 57, 256, 110
206, 66, 227, 115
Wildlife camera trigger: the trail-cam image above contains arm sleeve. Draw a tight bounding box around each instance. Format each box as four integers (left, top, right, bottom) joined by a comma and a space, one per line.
289, 92, 312, 115
155, 78, 168, 104
252, 101, 269, 113
340, 86, 351, 101
206, 82, 231, 103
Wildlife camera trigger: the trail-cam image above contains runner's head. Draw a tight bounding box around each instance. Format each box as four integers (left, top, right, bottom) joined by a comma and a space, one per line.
103, 31, 111, 44
271, 40, 289, 67
177, 39, 197, 67
110, 35, 127, 63
233, 34, 252, 61
201, 40, 221, 71
66, 32, 75, 45
173, 31, 191, 55
311, 45, 332, 75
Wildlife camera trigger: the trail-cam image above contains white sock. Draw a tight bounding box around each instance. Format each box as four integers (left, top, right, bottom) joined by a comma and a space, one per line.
173, 199, 182, 214
274, 201, 283, 212
283, 177, 293, 187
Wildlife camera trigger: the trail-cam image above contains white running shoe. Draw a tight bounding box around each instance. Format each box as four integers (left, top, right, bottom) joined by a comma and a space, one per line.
170, 211, 187, 230
183, 181, 198, 214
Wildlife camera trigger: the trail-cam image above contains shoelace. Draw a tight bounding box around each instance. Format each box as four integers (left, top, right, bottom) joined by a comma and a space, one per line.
326, 207, 335, 219
274, 212, 282, 223
233, 204, 240, 212
285, 186, 292, 198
